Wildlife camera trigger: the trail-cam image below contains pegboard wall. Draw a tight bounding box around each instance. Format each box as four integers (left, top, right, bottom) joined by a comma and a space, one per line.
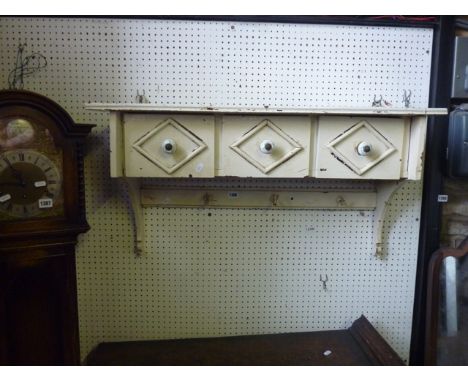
0, 17, 434, 364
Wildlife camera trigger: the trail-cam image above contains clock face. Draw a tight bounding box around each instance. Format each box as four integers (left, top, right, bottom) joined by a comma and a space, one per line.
0, 150, 62, 218
0, 117, 64, 221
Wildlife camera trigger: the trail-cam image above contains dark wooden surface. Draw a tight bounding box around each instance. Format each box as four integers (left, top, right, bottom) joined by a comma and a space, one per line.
86, 315, 404, 366
0, 249, 80, 365
0, 90, 94, 365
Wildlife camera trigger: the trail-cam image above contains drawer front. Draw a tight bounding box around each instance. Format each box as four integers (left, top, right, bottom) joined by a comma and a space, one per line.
221, 116, 311, 177
315, 116, 407, 179
124, 114, 215, 177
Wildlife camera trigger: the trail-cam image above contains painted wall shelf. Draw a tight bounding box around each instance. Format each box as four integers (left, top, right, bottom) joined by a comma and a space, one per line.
86, 104, 446, 256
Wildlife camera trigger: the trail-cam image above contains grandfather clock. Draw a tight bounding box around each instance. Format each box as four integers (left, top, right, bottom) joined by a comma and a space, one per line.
0, 90, 94, 365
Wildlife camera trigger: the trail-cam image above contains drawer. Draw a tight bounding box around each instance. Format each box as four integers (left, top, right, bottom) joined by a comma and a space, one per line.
220, 115, 311, 177
315, 116, 408, 179
124, 114, 215, 177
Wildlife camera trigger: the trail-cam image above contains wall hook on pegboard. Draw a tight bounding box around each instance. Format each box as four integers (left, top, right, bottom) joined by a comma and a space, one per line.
403, 90, 412, 108
372, 95, 383, 107
320, 275, 329, 291
135, 90, 149, 104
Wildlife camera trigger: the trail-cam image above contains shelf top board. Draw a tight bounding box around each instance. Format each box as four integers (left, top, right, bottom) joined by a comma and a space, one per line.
86, 104, 447, 116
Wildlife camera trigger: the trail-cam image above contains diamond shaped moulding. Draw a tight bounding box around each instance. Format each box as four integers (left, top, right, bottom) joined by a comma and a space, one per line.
229, 119, 304, 174
132, 118, 207, 174
326, 120, 397, 176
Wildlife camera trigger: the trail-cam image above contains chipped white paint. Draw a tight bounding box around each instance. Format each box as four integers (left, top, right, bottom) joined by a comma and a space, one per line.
124, 114, 215, 177
87, 104, 446, 116
224, 116, 309, 177
408, 116, 429, 180
315, 116, 406, 180
104, 111, 441, 180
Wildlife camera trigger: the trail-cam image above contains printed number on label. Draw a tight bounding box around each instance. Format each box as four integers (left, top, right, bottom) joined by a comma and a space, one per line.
38, 198, 53, 209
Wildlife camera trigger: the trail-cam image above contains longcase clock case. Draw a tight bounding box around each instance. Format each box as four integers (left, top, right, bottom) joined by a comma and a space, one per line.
0, 90, 94, 365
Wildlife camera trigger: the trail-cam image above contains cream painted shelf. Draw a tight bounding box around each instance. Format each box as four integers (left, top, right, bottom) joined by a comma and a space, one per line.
86, 104, 445, 180
86, 104, 445, 115
86, 104, 446, 257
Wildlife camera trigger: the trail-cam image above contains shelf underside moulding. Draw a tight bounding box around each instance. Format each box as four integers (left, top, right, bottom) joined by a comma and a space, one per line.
86, 104, 447, 116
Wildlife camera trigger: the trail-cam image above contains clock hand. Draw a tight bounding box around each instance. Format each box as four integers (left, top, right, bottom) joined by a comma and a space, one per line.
3, 159, 26, 187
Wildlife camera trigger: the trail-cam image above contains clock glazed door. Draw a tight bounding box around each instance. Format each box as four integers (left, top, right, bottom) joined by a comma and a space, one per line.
0, 90, 94, 365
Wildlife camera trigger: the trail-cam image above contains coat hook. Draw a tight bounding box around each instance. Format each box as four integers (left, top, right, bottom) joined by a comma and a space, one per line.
336, 196, 346, 207
270, 193, 279, 207
403, 90, 412, 108
320, 275, 329, 290
202, 192, 211, 206
136, 90, 149, 104
372, 95, 383, 107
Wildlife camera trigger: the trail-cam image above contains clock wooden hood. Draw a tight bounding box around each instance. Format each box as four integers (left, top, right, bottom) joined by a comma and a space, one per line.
0, 90, 94, 248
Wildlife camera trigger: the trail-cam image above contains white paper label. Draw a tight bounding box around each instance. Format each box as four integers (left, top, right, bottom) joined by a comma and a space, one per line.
34, 180, 47, 188
438, 194, 449, 203
38, 198, 53, 209
0, 194, 11, 203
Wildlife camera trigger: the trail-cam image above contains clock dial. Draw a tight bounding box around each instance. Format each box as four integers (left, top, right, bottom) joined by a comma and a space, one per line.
0, 149, 63, 219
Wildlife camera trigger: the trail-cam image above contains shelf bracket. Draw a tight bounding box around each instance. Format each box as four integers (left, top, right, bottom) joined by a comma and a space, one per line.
123, 179, 406, 259
374, 180, 406, 259
124, 177, 144, 256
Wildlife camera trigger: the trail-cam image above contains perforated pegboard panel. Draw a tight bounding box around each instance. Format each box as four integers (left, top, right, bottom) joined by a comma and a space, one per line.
0, 17, 433, 364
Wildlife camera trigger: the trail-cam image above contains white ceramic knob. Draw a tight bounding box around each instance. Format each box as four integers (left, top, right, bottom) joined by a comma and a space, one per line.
162, 139, 176, 154
260, 140, 274, 154
357, 142, 372, 156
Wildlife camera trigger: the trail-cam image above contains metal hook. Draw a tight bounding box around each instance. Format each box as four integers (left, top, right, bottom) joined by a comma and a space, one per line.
372, 95, 383, 107
202, 192, 211, 206
270, 193, 279, 207
320, 275, 329, 290
136, 90, 148, 104
336, 196, 346, 207
403, 90, 412, 108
